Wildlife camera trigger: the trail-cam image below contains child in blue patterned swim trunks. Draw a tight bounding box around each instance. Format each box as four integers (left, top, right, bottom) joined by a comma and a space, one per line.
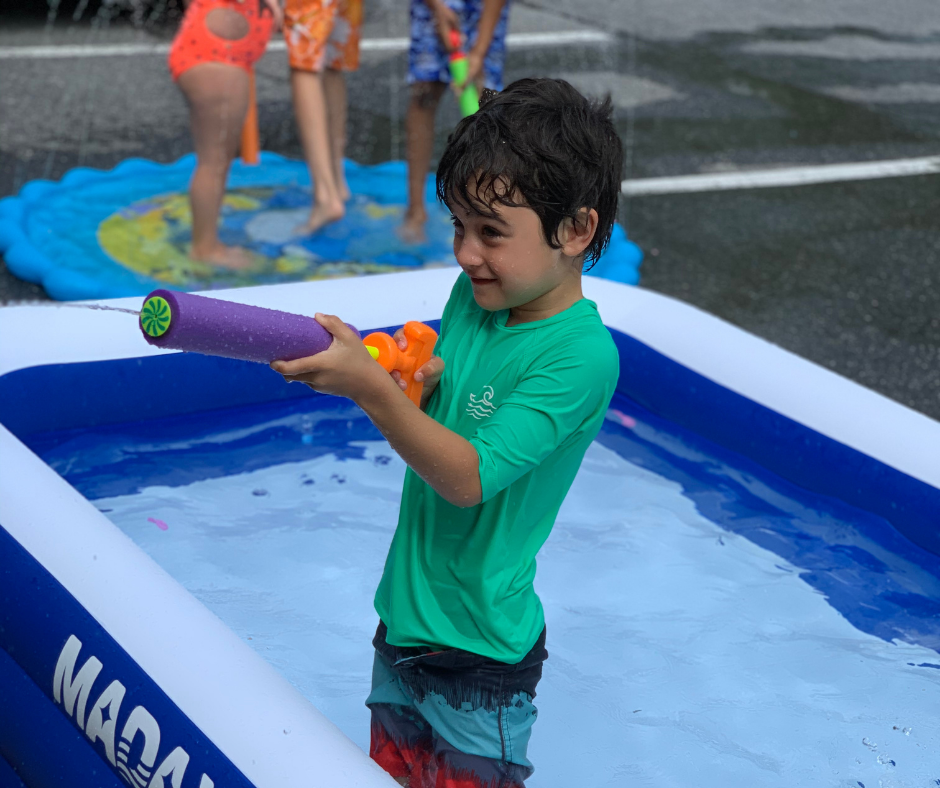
399, 0, 511, 244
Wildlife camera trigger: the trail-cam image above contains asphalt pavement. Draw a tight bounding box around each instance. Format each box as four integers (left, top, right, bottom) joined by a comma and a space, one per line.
1, 0, 938, 419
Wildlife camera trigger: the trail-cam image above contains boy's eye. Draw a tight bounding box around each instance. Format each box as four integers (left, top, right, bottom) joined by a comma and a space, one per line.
450, 215, 464, 232
482, 226, 501, 239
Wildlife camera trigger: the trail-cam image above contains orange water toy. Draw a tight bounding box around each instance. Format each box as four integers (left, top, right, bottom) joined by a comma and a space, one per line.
240, 68, 260, 165
363, 322, 438, 406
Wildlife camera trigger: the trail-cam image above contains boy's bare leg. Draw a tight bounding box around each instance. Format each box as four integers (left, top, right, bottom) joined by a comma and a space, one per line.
400, 81, 447, 244
178, 61, 253, 269
324, 68, 351, 202
291, 68, 346, 235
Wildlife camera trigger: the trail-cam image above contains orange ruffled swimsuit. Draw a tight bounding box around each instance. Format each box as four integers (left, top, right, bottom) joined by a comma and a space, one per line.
168, 0, 274, 82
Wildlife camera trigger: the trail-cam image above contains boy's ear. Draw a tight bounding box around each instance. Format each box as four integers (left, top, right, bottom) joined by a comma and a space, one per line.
560, 208, 599, 259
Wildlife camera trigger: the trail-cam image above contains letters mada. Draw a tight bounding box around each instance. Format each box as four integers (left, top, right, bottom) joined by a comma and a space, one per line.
53, 634, 214, 788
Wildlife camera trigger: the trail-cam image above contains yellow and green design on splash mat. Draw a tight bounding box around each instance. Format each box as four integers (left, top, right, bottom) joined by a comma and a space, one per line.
0, 154, 642, 300
98, 185, 455, 290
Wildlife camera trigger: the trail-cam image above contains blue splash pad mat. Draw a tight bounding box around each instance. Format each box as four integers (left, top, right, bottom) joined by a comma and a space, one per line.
0, 153, 643, 301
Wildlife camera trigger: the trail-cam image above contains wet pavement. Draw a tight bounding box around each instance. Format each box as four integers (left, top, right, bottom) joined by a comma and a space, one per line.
1, 0, 938, 419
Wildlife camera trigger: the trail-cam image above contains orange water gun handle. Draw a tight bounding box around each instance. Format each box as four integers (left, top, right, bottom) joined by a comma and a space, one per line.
363, 322, 438, 406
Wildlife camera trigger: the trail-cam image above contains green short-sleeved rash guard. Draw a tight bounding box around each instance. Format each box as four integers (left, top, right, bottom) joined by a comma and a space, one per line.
374, 273, 620, 663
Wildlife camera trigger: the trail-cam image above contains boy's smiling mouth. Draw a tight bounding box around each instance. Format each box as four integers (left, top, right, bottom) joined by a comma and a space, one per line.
464, 267, 500, 286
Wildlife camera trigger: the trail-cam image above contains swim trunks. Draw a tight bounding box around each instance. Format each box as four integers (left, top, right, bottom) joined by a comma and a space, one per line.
283, 0, 363, 72
408, 0, 510, 89
168, 0, 274, 82
367, 621, 546, 788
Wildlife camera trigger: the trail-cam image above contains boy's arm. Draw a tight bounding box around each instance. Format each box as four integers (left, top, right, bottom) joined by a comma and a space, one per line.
358, 368, 481, 507
471, 0, 506, 60
463, 0, 506, 89
272, 314, 482, 508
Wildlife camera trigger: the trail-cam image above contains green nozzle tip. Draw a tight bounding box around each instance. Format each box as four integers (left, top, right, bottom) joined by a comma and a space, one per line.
366, 345, 380, 361
141, 296, 171, 337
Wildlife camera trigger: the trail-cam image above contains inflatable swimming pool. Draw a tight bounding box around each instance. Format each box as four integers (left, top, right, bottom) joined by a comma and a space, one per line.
2, 270, 939, 786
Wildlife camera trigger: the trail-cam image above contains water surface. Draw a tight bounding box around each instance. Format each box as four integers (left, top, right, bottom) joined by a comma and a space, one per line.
33, 395, 940, 786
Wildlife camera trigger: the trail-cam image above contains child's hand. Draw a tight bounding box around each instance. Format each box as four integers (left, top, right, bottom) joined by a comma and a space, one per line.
391, 326, 445, 409
270, 313, 389, 401
263, 0, 284, 30
453, 49, 484, 97
427, 0, 462, 51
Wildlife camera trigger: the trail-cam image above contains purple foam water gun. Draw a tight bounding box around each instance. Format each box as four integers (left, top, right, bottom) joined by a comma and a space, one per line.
138, 289, 358, 363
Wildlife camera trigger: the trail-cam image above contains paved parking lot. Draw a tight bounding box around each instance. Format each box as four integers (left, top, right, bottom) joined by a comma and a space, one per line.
1, 0, 938, 419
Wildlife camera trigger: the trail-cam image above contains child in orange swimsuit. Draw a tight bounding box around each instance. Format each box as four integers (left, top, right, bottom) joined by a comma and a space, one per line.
168, 0, 282, 269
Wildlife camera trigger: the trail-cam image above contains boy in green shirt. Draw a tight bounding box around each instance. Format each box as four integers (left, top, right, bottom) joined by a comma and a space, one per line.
273, 78, 622, 787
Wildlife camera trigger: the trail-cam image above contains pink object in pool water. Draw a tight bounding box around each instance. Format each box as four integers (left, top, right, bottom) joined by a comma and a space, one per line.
148, 517, 168, 531
609, 409, 637, 429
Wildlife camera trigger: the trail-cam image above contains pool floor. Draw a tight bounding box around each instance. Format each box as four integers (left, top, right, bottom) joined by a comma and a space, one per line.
30, 394, 940, 787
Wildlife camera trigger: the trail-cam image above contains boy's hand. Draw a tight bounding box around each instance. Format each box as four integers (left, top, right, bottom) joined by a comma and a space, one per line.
391, 327, 445, 409
453, 49, 484, 97
426, 0, 462, 51
270, 313, 390, 401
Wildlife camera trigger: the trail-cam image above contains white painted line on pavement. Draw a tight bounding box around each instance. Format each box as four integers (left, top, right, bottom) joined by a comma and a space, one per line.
0, 42, 167, 58
0, 30, 612, 60
500, 30, 613, 47
622, 156, 940, 195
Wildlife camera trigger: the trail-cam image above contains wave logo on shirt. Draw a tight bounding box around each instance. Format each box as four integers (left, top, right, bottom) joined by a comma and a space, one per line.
466, 385, 496, 419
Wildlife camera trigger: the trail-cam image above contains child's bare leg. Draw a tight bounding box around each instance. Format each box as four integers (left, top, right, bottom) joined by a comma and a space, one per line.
178, 61, 252, 269
400, 81, 446, 244
291, 69, 346, 234
324, 68, 350, 202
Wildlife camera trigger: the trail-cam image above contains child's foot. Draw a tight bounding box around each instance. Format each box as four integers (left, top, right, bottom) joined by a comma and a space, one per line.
398, 209, 428, 245
336, 171, 352, 203
294, 199, 345, 236
191, 242, 254, 270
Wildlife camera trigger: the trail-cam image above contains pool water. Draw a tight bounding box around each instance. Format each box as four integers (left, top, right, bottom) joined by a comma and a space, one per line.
30, 394, 940, 787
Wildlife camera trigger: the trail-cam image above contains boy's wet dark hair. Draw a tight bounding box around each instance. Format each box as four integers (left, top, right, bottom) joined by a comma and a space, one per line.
436, 78, 623, 268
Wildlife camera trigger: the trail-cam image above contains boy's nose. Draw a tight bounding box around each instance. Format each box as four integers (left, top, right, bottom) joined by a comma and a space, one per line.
454, 237, 485, 269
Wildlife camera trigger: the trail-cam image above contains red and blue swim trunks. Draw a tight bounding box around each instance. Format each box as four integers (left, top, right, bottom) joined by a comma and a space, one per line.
367, 621, 547, 788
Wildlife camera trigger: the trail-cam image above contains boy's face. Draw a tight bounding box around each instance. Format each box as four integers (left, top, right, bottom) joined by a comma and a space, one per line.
448, 190, 581, 316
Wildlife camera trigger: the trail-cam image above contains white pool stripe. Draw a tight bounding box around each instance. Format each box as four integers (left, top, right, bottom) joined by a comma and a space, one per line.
622, 155, 940, 195
0, 29, 611, 60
